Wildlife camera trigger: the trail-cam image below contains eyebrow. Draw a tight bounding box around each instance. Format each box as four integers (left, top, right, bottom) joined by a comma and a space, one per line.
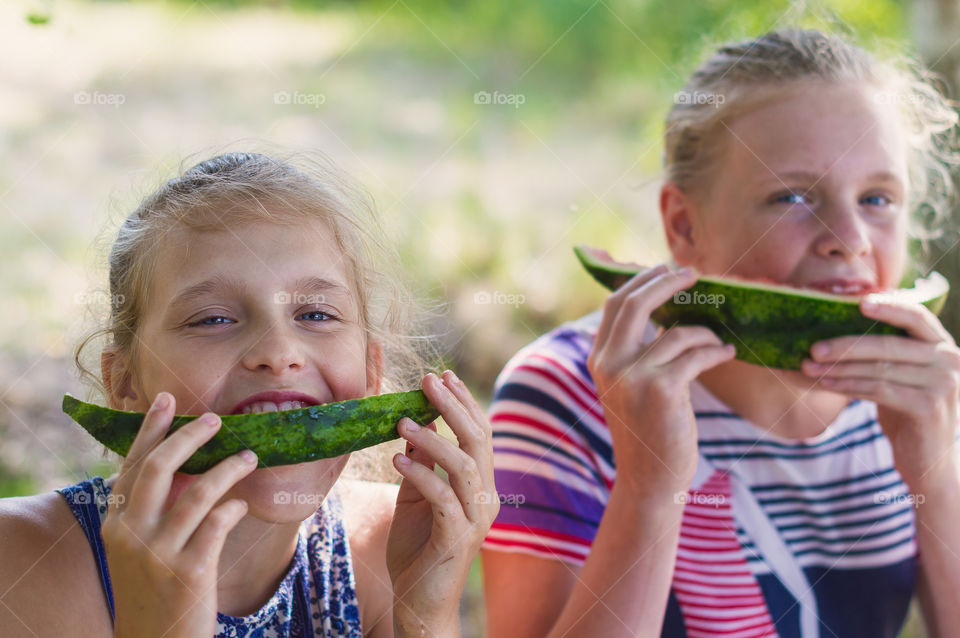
760, 170, 905, 187
169, 274, 351, 310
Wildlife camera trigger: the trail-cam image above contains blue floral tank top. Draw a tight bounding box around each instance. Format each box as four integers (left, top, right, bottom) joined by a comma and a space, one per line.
56, 476, 363, 637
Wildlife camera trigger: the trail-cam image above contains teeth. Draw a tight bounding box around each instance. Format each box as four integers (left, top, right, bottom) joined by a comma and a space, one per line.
241, 400, 306, 414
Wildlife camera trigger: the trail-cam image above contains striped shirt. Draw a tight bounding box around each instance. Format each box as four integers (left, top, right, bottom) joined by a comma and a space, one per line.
483, 311, 916, 637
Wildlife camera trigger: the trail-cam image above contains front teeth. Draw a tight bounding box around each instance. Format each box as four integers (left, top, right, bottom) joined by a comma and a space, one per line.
242, 400, 306, 414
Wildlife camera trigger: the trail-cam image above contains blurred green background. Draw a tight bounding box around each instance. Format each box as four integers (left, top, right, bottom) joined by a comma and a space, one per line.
2, 0, 955, 635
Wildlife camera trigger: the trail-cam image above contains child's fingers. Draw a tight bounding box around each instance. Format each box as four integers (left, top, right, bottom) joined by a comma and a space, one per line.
439, 370, 488, 437
423, 373, 485, 460
125, 413, 223, 524
182, 498, 249, 567
157, 450, 258, 551
393, 451, 463, 531
398, 418, 483, 522
594, 264, 669, 348
113, 393, 176, 494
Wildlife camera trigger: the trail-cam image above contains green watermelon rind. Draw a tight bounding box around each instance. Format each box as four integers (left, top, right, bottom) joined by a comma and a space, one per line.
62, 390, 440, 474
574, 244, 950, 370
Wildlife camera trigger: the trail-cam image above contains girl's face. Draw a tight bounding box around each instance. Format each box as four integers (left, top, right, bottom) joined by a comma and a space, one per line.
666, 81, 909, 293
107, 214, 380, 521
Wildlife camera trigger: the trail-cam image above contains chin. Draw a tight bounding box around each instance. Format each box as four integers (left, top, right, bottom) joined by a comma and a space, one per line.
229, 456, 350, 522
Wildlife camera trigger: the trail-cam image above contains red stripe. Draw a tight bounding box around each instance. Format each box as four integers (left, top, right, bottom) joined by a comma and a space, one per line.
514, 361, 604, 423
672, 574, 760, 591
490, 522, 593, 547
491, 411, 595, 461
677, 542, 744, 553
528, 353, 599, 407
483, 535, 585, 562
674, 565, 752, 586
676, 556, 751, 567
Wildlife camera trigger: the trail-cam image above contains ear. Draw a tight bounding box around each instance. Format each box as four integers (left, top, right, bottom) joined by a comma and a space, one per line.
101, 345, 142, 411
660, 182, 700, 266
365, 337, 384, 396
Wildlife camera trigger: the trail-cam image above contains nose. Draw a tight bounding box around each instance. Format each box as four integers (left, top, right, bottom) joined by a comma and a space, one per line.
239, 320, 305, 374
813, 201, 871, 261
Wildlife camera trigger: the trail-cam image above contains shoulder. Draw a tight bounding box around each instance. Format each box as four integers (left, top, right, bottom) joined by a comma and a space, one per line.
0, 489, 112, 635
337, 479, 397, 636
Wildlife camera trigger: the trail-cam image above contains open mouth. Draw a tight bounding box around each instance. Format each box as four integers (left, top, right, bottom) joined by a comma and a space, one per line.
801, 281, 879, 296
230, 392, 323, 415
240, 400, 313, 414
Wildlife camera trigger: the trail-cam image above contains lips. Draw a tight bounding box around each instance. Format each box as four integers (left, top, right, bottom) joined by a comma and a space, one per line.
230, 391, 323, 415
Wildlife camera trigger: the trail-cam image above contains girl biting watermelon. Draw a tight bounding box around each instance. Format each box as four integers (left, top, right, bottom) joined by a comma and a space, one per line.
482, 28, 960, 637
0, 152, 498, 637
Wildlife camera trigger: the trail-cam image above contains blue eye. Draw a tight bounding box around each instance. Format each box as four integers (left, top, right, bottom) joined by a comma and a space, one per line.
297, 310, 336, 322
189, 315, 233, 327
773, 192, 808, 205
862, 194, 892, 207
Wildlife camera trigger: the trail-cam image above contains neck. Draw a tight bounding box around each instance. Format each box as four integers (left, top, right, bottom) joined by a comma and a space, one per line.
215, 515, 302, 617
696, 358, 851, 439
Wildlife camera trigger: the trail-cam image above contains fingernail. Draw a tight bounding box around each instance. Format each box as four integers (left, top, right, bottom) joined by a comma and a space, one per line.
200, 413, 221, 427
404, 419, 421, 434
862, 299, 877, 311
447, 370, 462, 385
396, 453, 412, 466
154, 393, 170, 411
812, 343, 829, 357
239, 449, 257, 463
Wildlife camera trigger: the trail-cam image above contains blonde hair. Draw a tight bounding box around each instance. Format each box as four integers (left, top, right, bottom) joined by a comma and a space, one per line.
665, 28, 960, 246
74, 151, 440, 481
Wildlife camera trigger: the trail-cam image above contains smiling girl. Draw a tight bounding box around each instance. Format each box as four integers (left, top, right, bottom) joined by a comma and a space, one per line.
482, 29, 960, 637
0, 152, 498, 637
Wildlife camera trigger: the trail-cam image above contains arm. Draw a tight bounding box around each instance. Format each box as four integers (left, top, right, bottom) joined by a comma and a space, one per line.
801, 298, 960, 635
485, 265, 733, 638
483, 488, 684, 638
339, 479, 399, 638
912, 463, 960, 638
0, 493, 113, 636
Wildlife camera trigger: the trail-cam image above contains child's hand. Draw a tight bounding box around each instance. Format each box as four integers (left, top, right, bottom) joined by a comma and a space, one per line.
587, 264, 735, 500
386, 371, 498, 638
102, 392, 258, 638
802, 298, 960, 491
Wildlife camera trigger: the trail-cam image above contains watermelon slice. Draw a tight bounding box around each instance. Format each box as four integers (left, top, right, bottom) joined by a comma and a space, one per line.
574, 245, 949, 370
